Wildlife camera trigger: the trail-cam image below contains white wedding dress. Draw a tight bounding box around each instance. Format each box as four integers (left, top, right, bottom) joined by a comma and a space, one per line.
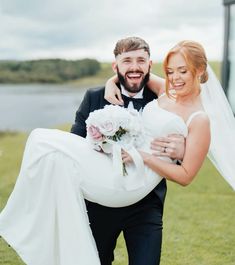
0, 99, 193, 265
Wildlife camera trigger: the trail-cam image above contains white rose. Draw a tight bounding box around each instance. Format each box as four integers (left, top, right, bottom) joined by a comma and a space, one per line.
99, 119, 119, 136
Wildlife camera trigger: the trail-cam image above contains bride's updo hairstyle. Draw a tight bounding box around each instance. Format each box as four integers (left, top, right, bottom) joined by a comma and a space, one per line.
163, 40, 208, 97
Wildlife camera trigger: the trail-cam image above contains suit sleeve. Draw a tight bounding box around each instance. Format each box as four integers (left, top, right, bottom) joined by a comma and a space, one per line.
70, 90, 91, 138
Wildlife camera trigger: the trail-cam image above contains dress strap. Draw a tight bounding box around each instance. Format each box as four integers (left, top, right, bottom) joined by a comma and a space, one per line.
186, 111, 205, 127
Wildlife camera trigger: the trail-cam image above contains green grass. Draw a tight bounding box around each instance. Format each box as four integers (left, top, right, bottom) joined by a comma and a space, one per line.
0, 128, 234, 265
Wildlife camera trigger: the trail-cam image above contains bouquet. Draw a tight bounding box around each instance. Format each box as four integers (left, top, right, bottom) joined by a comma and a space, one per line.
86, 105, 144, 175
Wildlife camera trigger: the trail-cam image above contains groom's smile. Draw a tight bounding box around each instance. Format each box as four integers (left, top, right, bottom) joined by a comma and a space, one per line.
126, 71, 144, 84
117, 68, 150, 94
113, 49, 152, 95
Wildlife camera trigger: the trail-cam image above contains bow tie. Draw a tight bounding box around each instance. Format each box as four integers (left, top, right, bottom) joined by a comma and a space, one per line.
121, 94, 145, 111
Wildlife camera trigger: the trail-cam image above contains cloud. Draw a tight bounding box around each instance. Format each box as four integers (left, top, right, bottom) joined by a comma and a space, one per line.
0, 0, 224, 61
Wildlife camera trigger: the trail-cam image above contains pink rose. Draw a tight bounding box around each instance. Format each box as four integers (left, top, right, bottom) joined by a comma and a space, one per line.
88, 125, 103, 141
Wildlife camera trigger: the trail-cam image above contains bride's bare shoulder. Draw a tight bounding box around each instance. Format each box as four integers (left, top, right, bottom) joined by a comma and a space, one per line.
187, 112, 210, 132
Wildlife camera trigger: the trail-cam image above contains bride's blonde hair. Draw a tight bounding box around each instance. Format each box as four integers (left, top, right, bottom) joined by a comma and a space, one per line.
163, 40, 208, 97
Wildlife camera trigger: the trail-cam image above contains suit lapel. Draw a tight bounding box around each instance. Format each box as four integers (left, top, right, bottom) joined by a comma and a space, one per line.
143, 85, 158, 104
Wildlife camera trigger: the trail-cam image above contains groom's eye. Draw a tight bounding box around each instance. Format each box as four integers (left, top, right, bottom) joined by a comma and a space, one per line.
138, 59, 146, 63
123, 59, 131, 63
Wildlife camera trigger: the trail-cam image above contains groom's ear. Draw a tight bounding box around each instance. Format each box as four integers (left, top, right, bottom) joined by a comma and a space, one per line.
112, 62, 118, 73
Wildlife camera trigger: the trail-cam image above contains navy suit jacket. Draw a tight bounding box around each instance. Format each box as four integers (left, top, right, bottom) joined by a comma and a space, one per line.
71, 85, 167, 205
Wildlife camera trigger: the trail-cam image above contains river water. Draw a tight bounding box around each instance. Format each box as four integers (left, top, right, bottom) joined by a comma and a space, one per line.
0, 84, 88, 132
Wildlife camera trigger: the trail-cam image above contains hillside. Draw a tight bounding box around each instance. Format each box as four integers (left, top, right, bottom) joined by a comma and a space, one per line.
0, 60, 221, 86
0, 58, 101, 83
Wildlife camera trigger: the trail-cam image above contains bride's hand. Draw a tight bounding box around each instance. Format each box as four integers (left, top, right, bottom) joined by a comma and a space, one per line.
104, 75, 124, 105
121, 150, 133, 164
122, 150, 152, 164
138, 150, 152, 162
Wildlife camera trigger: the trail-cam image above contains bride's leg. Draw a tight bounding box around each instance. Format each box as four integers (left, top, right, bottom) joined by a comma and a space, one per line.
22, 128, 162, 207
19, 128, 81, 170
25, 129, 162, 207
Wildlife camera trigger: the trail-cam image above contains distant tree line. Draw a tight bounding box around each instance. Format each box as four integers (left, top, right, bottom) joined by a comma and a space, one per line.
0, 58, 101, 83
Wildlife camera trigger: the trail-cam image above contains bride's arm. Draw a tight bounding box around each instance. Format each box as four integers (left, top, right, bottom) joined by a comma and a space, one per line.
104, 75, 124, 105
104, 73, 165, 104
142, 114, 210, 186
123, 114, 210, 186
147, 73, 165, 96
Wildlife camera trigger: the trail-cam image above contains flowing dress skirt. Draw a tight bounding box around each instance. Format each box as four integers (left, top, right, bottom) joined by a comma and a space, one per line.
0, 128, 162, 265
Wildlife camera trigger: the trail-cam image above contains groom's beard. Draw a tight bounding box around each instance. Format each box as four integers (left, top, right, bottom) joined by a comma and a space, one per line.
117, 67, 150, 94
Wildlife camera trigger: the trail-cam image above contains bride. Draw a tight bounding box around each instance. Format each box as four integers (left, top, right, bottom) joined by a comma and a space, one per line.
0, 40, 234, 265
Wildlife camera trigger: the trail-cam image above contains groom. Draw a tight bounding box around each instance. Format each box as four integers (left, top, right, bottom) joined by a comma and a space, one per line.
71, 37, 185, 265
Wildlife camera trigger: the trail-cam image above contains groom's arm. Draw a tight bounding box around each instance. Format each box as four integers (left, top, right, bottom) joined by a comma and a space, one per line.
150, 134, 185, 161
71, 90, 91, 138
71, 87, 107, 138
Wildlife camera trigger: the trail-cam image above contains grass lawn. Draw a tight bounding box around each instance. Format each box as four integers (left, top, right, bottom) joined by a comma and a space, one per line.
0, 128, 234, 265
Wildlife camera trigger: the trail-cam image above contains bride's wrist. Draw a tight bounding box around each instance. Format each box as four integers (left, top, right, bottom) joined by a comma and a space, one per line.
139, 151, 152, 164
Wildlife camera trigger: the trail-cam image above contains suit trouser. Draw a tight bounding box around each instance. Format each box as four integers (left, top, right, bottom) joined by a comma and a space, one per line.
86, 191, 163, 265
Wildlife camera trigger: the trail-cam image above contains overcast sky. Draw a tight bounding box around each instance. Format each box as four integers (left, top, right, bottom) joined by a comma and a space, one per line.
0, 0, 224, 62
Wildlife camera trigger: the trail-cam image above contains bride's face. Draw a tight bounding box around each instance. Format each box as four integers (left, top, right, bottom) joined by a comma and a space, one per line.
166, 53, 196, 97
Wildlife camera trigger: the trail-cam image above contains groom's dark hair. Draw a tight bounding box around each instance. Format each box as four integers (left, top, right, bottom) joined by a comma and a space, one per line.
113, 37, 150, 57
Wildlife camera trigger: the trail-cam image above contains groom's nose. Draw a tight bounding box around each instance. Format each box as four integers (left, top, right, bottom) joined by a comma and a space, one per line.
129, 60, 141, 71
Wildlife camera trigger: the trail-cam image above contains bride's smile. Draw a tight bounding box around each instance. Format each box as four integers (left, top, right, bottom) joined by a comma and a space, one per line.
166, 52, 201, 98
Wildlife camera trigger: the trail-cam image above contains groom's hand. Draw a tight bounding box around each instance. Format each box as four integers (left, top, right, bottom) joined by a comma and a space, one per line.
150, 134, 185, 160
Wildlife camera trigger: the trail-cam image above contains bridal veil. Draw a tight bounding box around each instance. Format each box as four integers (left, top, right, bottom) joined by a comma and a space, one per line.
201, 65, 235, 190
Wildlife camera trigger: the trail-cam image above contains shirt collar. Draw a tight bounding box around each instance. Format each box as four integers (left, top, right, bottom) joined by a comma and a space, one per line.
121, 85, 144, 99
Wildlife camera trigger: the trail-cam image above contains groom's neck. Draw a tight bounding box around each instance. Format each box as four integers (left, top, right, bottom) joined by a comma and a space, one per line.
121, 85, 144, 98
